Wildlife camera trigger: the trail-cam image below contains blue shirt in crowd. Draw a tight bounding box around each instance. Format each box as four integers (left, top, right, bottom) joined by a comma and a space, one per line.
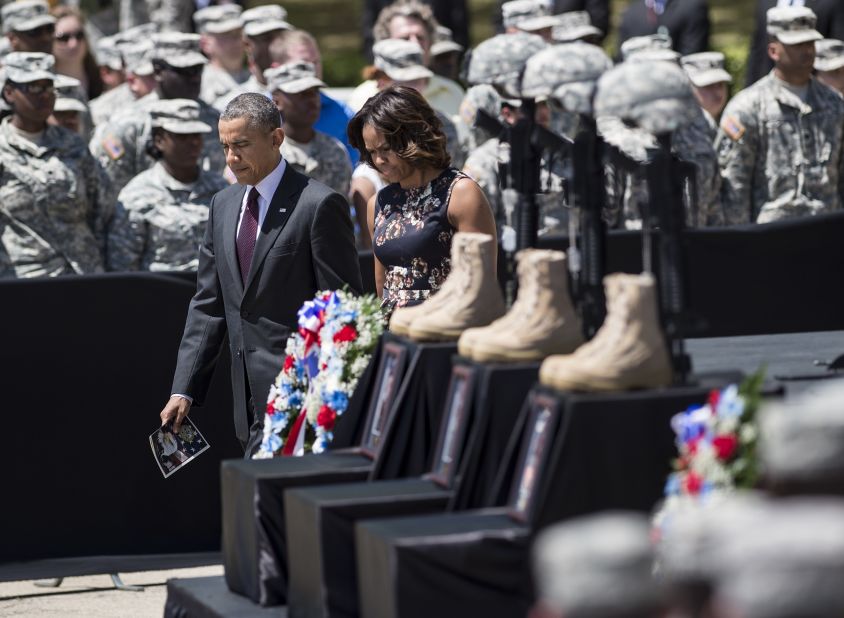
315, 92, 358, 167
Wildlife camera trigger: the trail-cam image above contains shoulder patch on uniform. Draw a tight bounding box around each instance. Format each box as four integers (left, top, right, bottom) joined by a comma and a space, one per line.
101, 135, 125, 160
721, 115, 746, 142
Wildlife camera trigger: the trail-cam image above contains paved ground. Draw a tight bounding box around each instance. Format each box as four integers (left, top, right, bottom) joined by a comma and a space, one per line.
0, 565, 223, 617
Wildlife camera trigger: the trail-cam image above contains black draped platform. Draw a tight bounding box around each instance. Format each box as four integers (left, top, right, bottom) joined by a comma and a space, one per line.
220, 334, 457, 606
282, 360, 539, 618
354, 379, 735, 618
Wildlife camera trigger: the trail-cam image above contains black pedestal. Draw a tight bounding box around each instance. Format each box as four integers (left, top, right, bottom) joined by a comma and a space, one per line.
221, 335, 457, 607
354, 379, 732, 618
285, 479, 450, 618
283, 360, 539, 618
222, 455, 373, 606
165, 575, 286, 618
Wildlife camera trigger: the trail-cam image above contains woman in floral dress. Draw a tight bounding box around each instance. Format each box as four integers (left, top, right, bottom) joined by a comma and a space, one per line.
348, 85, 497, 317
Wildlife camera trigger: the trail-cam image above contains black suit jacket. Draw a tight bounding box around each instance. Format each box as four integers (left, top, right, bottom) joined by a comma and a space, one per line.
616, 0, 710, 59
746, 0, 844, 86
171, 165, 363, 441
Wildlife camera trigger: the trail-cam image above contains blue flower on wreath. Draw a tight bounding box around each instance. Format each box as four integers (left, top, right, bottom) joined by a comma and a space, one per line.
325, 390, 349, 414
664, 473, 681, 497
265, 433, 282, 453
269, 412, 288, 432
288, 391, 303, 409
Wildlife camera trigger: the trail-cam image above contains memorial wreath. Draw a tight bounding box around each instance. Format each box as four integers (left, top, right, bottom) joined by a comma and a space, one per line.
254, 289, 384, 458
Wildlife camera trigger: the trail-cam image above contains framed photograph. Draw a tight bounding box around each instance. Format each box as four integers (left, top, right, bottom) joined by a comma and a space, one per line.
507, 394, 560, 524
149, 417, 210, 479
360, 341, 408, 458
428, 364, 476, 488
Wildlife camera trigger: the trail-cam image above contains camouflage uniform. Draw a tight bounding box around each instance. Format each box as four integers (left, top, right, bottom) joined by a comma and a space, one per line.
716, 73, 844, 224
213, 74, 265, 113
90, 83, 136, 127
464, 136, 568, 237
281, 132, 353, 197
0, 118, 114, 278
455, 84, 502, 155
108, 162, 228, 271
201, 64, 251, 108
90, 34, 226, 194
119, 0, 193, 34
91, 91, 225, 194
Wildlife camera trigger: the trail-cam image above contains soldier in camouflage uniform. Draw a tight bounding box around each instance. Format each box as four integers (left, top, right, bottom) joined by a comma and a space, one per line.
194, 5, 251, 107
49, 74, 88, 136
90, 33, 227, 195
108, 100, 229, 272
814, 38, 844, 96
89, 25, 158, 128
369, 38, 465, 168
0, 53, 114, 278
265, 61, 352, 197
212, 5, 292, 112
455, 84, 501, 155
596, 47, 722, 228
2, 0, 55, 55
681, 51, 733, 140
716, 7, 844, 224
119, 0, 193, 34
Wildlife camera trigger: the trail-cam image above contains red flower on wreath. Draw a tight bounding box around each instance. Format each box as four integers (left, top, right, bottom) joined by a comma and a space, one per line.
266, 402, 275, 414
713, 434, 738, 461
283, 355, 294, 372
708, 389, 720, 410
334, 325, 358, 343
684, 472, 703, 495
317, 405, 337, 430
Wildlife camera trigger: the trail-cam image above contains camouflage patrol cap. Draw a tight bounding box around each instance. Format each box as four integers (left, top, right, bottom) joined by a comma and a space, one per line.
551, 11, 603, 43
595, 60, 698, 134
459, 84, 503, 127
1, 0, 55, 35
620, 32, 672, 61
112, 22, 158, 47
522, 42, 612, 115
152, 33, 207, 69
767, 6, 822, 46
681, 51, 733, 87
265, 61, 326, 94
194, 4, 243, 35
149, 99, 212, 134
758, 380, 844, 486
95, 35, 123, 71
466, 32, 547, 98
625, 48, 680, 64
518, 12, 561, 33
501, 0, 546, 29
431, 25, 463, 57
53, 74, 87, 113
373, 39, 433, 82
815, 38, 844, 72
122, 41, 155, 76
533, 512, 663, 616
3, 51, 54, 83
242, 4, 292, 37
714, 498, 844, 618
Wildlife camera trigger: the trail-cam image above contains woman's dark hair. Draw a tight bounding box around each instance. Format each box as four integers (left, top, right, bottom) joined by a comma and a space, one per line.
348, 85, 450, 171
51, 6, 105, 99
145, 127, 165, 160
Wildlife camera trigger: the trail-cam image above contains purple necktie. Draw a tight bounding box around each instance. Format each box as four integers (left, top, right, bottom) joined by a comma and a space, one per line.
236, 187, 260, 284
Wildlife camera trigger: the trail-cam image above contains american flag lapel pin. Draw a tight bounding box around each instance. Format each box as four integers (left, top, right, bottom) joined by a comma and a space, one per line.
280, 208, 287, 213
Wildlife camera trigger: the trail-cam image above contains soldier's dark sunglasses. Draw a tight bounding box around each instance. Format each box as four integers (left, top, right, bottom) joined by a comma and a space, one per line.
19, 24, 54, 38
8, 81, 54, 96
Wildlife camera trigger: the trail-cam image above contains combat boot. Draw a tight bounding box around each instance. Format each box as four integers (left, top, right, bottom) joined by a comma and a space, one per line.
459, 249, 584, 362
389, 234, 469, 336
407, 232, 505, 341
539, 272, 672, 391
457, 249, 533, 357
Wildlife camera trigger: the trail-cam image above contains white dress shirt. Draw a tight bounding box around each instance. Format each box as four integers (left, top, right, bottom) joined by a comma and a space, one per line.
172, 157, 288, 405
236, 157, 288, 240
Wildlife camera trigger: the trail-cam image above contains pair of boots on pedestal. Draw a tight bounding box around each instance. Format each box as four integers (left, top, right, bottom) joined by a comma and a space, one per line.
389, 232, 672, 392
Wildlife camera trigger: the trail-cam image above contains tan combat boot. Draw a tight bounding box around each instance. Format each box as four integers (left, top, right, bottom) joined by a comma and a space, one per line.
407, 232, 505, 342
457, 249, 532, 357
539, 272, 672, 391
459, 249, 585, 362
389, 234, 469, 336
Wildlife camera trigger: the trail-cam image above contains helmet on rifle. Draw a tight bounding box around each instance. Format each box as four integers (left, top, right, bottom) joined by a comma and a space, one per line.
594, 60, 697, 135
466, 32, 546, 98
521, 42, 612, 116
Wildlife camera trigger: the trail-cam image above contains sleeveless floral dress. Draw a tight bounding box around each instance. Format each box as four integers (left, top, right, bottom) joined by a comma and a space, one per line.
373, 167, 466, 316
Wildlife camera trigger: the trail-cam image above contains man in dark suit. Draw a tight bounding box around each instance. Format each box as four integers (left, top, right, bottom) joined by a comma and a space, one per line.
160, 93, 363, 456
746, 0, 844, 86
616, 0, 710, 59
